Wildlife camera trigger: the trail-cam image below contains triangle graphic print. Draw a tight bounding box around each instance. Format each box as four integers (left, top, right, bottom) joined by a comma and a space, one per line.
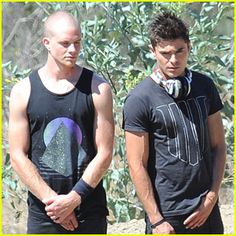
41, 122, 78, 177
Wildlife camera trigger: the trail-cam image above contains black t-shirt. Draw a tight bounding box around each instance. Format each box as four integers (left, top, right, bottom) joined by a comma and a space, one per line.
123, 70, 223, 217
27, 68, 108, 219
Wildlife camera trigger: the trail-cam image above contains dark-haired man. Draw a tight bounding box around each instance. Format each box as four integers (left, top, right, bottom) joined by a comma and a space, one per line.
123, 12, 226, 234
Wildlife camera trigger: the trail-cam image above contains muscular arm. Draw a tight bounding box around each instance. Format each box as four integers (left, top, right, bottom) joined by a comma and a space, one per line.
207, 111, 226, 200
184, 111, 226, 229
9, 79, 57, 201
125, 131, 174, 234
9, 79, 77, 231
81, 76, 114, 187
44, 75, 114, 223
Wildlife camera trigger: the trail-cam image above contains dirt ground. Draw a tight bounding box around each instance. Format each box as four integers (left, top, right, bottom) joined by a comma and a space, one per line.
2, 203, 234, 234
107, 205, 234, 234
2, 188, 234, 234
109, 187, 235, 234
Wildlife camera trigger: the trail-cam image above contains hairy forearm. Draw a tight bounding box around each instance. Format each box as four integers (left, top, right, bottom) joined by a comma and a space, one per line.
208, 146, 226, 201
207, 112, 226, 202
129, 164, 163, 223
43, 150, 112, 222
10, 151, 56, 201
81, 151, 112, 188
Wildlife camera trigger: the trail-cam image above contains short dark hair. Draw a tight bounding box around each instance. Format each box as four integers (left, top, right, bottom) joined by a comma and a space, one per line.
149, 12, 189, 48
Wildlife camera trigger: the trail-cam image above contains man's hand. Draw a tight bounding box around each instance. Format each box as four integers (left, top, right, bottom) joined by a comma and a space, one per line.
152, 221, 175, 234
43, 191, 81, 223
60, 212, 78, 231
183, 193, 216, 229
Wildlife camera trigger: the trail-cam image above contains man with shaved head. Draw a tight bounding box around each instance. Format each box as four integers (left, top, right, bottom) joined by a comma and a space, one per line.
9, 11, 114, 234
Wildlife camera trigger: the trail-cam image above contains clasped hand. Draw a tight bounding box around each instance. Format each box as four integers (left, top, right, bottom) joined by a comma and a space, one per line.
43, 192, 80, 231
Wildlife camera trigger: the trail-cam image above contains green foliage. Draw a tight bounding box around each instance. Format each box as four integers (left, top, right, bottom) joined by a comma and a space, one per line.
2, 2, 234, 224
2, 153, 27, 222
2, 61, 31, 89
187, 2, 234, 187
2, 61, 30, 222
2, 154, 17, 196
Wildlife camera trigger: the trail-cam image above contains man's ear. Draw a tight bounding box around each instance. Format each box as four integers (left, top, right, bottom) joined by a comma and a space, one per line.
149, 44, 155, 54
42, 37, 50, 51
187, 42, 191, 52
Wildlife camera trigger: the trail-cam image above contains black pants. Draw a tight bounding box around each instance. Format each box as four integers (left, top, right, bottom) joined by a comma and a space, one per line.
145, 204, 224, 234
27, 209, 107, 234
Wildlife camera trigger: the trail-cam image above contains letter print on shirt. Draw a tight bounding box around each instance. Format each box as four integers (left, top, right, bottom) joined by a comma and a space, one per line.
156, 96, 207, 166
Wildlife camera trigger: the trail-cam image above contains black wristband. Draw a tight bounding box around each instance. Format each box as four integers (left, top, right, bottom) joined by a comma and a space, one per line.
72, 178, 94, 202
151, 218, 166, 229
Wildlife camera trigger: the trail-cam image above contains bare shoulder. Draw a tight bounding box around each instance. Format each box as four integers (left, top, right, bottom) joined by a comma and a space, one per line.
91, 73, 113, 111
10, 77, 31, 108
91, 73, 112, 96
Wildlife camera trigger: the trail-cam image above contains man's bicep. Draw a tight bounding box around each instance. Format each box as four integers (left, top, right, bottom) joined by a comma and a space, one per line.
125, 131, 149, 168
207, 111, 225, 150
93, 82, 114, 154
9, 83, 30, 156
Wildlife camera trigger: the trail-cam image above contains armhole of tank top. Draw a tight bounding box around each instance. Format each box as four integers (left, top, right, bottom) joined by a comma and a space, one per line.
78, 68, 93, 91
90, 71, 95, 114
81, 67, 95, 114
26, 70, 37, 113
88, 69, 95, 114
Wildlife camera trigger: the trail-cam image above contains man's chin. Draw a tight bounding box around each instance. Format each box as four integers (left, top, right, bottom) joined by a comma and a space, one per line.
166, 70, 185, 79
64, 61, 77, 68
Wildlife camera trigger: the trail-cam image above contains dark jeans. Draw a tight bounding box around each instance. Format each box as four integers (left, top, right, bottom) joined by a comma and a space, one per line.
145, 204, 224, 234
27, 209, 107, 234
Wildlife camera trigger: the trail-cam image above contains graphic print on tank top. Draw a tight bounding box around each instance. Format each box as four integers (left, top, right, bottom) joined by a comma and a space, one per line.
40, 117, 89, 177
156, 96, 208, 166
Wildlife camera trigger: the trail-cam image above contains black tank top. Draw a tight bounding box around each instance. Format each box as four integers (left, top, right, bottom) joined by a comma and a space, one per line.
27, 68, 108, 219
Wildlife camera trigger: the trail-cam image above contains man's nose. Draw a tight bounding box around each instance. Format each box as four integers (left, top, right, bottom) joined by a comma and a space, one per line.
68, 43, 76, 52
169, 53, 177, 63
